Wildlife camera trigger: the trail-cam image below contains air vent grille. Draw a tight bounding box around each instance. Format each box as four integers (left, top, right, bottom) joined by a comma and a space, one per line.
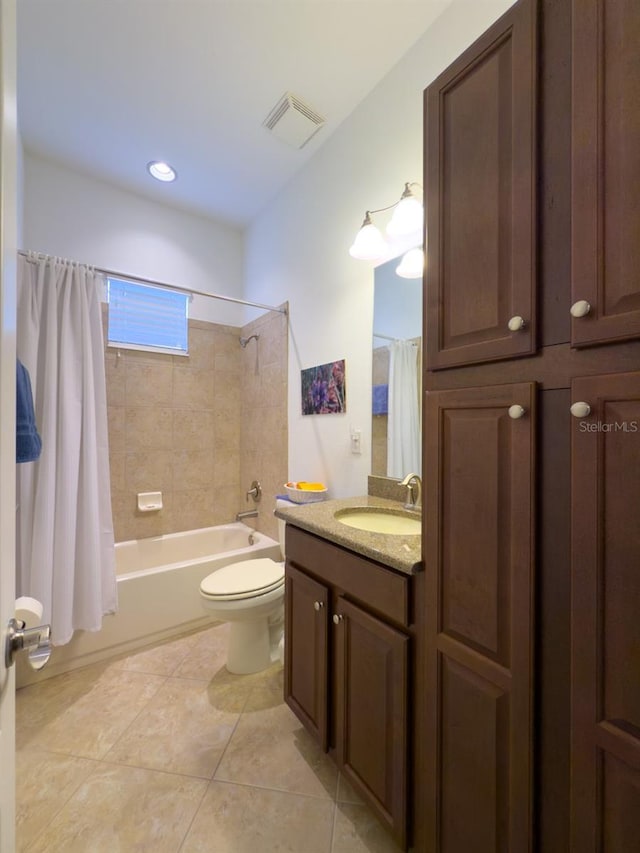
263, 92, 326, 149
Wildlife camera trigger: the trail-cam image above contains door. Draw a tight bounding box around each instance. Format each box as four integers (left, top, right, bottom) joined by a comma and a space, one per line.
425, 0, 537, 370
424, 382, 535, 853
571, 0, 640, 346
0, 1, 18, 849
570, 371, 640, 850
333, 596, 408, 849
284, 563, 329, 749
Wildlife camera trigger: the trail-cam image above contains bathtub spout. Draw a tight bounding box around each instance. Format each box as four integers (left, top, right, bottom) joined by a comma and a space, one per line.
236, 509, 258, 521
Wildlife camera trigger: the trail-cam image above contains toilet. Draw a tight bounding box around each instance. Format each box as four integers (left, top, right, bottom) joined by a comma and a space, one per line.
199, 504, 287, 674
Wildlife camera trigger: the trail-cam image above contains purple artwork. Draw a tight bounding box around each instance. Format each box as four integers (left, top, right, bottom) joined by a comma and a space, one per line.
301, 359, 346, 415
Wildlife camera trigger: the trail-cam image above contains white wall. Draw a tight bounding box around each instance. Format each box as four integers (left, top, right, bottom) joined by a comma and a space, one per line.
23, 153, 246, 325
246, 0, 514, 498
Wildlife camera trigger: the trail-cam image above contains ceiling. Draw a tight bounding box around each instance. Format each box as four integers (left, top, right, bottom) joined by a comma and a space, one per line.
17, 0, 450, 227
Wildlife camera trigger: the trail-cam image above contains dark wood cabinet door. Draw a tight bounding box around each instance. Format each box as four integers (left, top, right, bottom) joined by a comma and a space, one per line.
333, 596, 409, 849
425, 0, 537, 370
571, 0, 640, 347
424, 382, 535, 853
284, 562, 329, 749
570, 371, 640, 851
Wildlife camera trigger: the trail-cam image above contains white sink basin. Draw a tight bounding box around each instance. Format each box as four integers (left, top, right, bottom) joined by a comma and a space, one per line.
334, 508, 421, 535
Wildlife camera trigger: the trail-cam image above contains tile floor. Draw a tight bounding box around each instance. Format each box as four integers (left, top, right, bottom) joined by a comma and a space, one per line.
16, 623, 404, 852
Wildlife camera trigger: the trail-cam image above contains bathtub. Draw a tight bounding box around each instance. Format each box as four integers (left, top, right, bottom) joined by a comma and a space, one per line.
17, 523, 281, 686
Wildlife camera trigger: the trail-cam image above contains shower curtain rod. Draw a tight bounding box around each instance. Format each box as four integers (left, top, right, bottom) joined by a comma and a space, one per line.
373, 331, 397, 341
18, 250, 288, 315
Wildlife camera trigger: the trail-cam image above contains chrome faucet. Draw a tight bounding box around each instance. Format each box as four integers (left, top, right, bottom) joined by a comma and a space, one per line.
236, 509, 258, 522
400, 472, 422, 511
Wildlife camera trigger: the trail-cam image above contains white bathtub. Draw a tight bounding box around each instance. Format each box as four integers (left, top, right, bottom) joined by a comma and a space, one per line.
17, 523, 281, 686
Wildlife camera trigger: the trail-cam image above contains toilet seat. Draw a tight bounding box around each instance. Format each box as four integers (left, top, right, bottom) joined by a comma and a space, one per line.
200, 558, 284, 602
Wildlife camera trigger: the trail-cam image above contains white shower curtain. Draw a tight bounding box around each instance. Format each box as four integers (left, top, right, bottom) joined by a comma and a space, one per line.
387, 339, 421, 479
17, 253, 117, 645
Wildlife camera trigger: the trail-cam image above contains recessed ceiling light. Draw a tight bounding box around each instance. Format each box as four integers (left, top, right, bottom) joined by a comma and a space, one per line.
147, 161, 177, 182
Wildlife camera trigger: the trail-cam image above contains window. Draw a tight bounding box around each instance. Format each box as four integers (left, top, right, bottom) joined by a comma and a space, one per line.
107, 278, 189, 355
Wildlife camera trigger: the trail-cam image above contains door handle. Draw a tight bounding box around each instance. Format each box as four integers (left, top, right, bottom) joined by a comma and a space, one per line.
4, 618, 52, 671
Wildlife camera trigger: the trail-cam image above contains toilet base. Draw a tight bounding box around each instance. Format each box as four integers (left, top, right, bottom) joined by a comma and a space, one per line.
225, 607, 284, 675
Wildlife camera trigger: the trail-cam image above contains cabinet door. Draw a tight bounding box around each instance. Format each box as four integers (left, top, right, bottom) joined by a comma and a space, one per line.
333, 597, 409, 849
570, 371, 640, 851
571, 0, 640, 346
425, 0, 537, 370
284, 563, 329, 750
424, 382, 535, 853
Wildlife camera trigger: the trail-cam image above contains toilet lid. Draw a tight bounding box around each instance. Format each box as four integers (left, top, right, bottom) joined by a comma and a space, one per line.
200, 558, 284, 600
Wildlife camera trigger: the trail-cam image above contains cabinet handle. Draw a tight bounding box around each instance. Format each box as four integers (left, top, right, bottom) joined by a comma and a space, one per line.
313, 601, 324, 611
508, 315, 526, 331
570, 401, 591, 418
332, 614, 343, 625
508, 404, 527, 419
570, 300, 591, 318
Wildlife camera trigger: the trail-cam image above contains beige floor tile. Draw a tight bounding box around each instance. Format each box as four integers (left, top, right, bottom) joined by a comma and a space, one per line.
15, 749, 98, 852
331, 803, 404, 853
28, 763, 207, 853
172, 622, 230, 681
214, 686, 338, 800
17, 666, 166, 758
104, 676, 240, 778
181, 780, 334, 853
109, 630, 199, 676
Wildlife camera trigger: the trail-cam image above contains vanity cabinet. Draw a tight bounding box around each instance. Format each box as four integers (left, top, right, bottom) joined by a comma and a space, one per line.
425, 0, 537, 370
284, 525, 411, 849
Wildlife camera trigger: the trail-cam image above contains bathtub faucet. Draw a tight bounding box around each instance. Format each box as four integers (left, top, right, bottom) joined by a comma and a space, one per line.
236, 509, 258, 521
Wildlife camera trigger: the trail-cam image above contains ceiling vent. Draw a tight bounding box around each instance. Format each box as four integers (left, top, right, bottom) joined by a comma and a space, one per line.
263, 92, 326, 149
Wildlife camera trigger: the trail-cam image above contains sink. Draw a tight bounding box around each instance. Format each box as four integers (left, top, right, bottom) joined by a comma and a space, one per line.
334, 508, 421, 535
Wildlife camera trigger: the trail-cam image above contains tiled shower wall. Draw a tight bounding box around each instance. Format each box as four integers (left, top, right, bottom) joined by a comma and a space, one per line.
105, 307, 287, 543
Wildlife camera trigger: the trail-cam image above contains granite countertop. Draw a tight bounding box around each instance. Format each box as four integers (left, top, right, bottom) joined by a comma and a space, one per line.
275, 495, 422, 575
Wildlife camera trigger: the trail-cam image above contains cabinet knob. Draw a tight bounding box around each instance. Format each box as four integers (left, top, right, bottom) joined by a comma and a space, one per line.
570, 300, 591, 318
332, 614, 343, 625
508, 404, 527, 419
313, 601, 324, 611
570, 401, 591, 418
507, 315, 526, 331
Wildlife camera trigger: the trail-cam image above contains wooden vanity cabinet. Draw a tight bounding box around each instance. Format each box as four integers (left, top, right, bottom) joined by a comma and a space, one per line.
284, 524, 411, 849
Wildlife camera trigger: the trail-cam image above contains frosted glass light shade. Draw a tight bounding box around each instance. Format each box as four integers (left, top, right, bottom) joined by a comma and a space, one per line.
386, 196, 423, 237
349, 220, 387, 260
396, 248, 425, 279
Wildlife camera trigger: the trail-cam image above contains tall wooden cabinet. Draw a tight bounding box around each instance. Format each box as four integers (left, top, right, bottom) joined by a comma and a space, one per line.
421, 0, 640, 851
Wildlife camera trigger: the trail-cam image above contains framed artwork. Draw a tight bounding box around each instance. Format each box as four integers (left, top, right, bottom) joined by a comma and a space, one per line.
301, 359, 346, 415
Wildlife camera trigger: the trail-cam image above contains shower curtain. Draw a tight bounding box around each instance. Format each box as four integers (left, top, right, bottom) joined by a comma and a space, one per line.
387, 339, 421, 479
17, 253, 117, 645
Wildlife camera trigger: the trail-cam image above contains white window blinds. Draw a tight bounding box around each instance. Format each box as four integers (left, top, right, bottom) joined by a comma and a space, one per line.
107, 278, 189, 355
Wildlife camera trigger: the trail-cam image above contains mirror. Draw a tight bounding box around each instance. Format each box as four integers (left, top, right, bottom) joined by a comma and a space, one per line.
371, 255, 422, 478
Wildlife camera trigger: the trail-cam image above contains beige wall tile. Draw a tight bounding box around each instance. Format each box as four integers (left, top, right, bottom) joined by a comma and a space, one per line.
125, 450, 173, 493
125, 360, 173, 407
186, 326, 215, 369
173, 366, 215, 410
173, 409, 215, 450
105, 314, 286, 541
125, 407, 174, 451
107, 406, 125, 452
172, 449, 214, 491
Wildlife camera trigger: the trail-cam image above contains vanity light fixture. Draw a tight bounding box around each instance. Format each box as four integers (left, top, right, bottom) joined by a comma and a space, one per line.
395, 247, 425, 279
147, 160, 177, 182
349, 182, 423, 261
